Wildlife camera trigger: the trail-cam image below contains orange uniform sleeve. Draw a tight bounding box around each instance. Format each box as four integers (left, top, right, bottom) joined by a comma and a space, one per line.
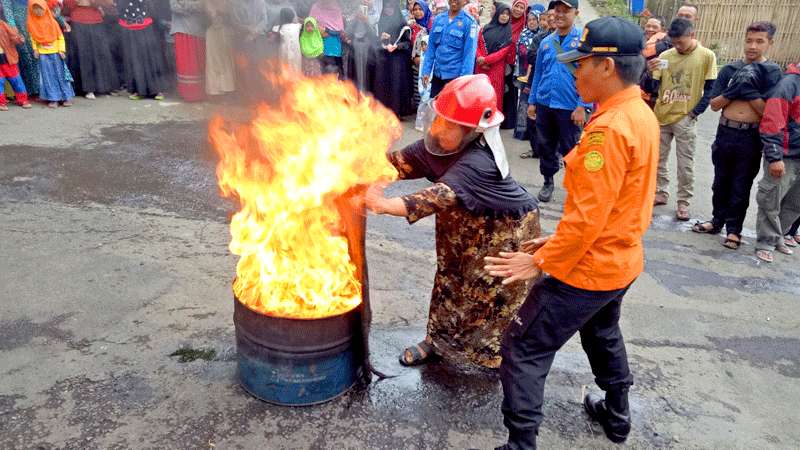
533, 125, 630, 280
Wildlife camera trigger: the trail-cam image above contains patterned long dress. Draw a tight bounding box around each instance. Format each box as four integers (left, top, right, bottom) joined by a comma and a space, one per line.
389, 148, 541, 369
2, 0, 38, 96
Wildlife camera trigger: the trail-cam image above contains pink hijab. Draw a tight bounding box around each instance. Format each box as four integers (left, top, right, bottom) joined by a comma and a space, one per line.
310, 0, 344, 31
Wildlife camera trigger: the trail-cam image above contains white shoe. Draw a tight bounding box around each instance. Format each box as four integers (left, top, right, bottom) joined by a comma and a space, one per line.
85, 92, 96, 100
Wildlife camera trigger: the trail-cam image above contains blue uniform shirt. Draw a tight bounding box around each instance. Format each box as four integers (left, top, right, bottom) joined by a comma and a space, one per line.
422, 10, 478, 81
529, 26, 592, 111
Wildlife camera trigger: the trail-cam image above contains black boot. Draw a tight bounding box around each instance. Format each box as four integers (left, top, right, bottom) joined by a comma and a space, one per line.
584, 387, 631, 443
537, 178, 554, 203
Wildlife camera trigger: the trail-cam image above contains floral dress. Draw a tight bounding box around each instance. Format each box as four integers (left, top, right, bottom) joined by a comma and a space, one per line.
389, 143, 541, 368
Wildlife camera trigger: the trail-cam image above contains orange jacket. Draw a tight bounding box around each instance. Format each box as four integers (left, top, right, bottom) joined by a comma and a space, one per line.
533, 86, 659, 291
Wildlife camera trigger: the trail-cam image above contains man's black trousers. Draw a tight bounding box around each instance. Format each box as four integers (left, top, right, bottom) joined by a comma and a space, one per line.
535, 104, 581, 179
430, 76, 455, 99
710, 123, 763, 236
499, 277, 634, 450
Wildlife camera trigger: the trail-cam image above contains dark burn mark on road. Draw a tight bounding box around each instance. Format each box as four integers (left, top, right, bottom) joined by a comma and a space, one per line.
709, 336, 800, 379
0, 121, 233, 221
644, 260, 800, 297
0, 314, 75, 351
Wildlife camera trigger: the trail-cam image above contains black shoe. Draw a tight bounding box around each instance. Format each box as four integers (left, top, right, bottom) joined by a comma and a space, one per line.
584, 388, 631, 443
537, 180, 554, 203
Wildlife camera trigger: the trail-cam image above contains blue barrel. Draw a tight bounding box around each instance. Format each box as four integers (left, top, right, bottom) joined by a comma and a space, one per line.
233, 297, 364, 406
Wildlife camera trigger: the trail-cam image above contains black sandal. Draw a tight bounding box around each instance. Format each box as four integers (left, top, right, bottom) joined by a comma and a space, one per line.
399, 341, 434, 367
692, 220, 720, 234
722, 235, 741, 250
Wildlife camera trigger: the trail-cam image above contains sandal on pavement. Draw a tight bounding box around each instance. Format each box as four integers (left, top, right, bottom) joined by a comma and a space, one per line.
128, 93, 142, 100
47, 102, 58, 109
676, 204, 690, 221
692, 221, 720, 234
21, 102, 32, 109
756, 249, 774, 263
776, 244, 794, 256
0, 105, 8, 111
722, 234, 741, 250
784, 235, 798, 247
399, 340, 435, 367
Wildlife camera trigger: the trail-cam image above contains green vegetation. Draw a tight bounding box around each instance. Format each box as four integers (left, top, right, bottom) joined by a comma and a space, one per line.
589, 0, 637, 21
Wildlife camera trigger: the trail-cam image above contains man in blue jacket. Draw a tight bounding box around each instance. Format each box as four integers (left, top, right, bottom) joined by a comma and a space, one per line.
422, 0, 479, 98
527, 0, 591, 202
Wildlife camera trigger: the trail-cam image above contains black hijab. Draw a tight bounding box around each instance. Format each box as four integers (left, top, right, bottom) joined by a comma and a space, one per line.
482, 3, 513, 54
378, 4, 407, 42
400, 140, 537, 218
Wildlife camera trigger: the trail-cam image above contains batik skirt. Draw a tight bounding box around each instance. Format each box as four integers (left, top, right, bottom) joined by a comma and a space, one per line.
38, 53, 75, 102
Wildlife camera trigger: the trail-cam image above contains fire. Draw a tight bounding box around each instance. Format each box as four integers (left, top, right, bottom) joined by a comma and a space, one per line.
209, 69, 401, 319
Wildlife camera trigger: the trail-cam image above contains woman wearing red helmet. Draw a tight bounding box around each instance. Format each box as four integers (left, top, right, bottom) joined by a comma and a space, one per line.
366, 74, 541, 368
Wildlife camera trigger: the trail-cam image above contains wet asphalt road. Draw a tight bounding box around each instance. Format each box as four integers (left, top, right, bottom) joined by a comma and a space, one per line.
0, 96, 798, 450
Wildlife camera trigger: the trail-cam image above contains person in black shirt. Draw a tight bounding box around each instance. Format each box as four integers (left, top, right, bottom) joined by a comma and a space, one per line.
691, 21, 783, 249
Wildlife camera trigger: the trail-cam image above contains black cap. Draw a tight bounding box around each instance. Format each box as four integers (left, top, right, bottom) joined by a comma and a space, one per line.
548, 0, 579, 9
557, 17, 645, 63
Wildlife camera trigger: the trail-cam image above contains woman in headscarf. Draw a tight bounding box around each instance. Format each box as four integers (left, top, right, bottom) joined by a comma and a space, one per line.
409, 0, 430, 32
2, 0, 68, 97
275, 7, 301, 72
204, 0, 236, 97
366, 74, 540, 368
118, 0, 169, 100
310, 0, 344, 77
342, 2, 377, 93
513, 10, 538, 140
372, 1, 412, 117
500, 0, 527, 130
28, 0, 74, 107
170, 0, 208, 102
475, 3, 513, 112
62, 0, 119, 99
299, 16, 323, 77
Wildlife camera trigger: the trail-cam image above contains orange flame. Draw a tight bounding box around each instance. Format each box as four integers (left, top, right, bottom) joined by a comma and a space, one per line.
209, 69, 401, 319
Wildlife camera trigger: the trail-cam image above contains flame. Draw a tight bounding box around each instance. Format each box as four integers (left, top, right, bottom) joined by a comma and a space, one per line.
209, 69, 401, 319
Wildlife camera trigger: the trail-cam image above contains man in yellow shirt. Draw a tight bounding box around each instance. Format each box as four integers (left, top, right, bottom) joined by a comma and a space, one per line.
651, 18, 716, 220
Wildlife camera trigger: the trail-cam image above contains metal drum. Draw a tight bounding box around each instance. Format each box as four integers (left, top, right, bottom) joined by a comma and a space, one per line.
233, 297, 364, 406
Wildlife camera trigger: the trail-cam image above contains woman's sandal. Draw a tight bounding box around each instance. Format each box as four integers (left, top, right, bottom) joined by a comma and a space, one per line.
399, 340, 435, 367
722, 235, 741, 250
756, 249, 774, 263
691, 221, 720, 234
776, 244, 794, 256
784, 235, 798, 247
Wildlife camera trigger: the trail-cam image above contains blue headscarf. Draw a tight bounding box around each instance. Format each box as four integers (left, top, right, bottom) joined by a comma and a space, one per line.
412, 0, 432, 31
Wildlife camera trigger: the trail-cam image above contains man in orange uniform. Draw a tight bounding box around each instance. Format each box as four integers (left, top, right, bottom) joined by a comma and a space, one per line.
484, 17, 659, 449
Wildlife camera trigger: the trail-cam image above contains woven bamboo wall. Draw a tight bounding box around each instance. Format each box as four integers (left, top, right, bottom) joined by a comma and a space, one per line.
646, 0, 800, 67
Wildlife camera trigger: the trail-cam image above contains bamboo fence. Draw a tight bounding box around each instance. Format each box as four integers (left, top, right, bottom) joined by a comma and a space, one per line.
645, 0, 800, 67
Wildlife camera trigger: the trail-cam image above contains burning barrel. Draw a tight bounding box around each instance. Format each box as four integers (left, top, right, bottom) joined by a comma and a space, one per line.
210, 69, 401, 406
233, 297, 363, 405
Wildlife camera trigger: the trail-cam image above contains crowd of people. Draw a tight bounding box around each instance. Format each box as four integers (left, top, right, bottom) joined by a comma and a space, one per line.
1, 3, 796, 262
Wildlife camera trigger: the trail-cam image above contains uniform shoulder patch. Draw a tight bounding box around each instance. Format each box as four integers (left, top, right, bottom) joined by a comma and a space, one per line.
584, 151, 605, 172
585, 131, 606, 147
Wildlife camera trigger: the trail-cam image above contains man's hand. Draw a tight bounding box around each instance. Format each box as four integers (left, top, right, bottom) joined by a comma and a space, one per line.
476, 56, 485, 66
646, 58, 661, 73
485, 252, 542, 285
527, 104, 536, 119
365, 183, 388, 214
769, 160, 786, 179
571, 106, 586, 127
521, 236, 551, 254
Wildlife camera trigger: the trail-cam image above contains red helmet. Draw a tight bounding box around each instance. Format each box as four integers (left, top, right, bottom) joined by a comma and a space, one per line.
431, 74, 504, 129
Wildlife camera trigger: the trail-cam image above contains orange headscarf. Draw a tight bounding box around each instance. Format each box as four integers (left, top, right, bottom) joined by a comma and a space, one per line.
27, 0, 62, 45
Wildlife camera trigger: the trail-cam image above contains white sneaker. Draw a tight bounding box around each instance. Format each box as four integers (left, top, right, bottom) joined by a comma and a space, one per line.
85, 92, 96, 100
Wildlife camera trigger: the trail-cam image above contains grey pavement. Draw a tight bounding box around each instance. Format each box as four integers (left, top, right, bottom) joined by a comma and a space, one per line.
0, 94, 798, 450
